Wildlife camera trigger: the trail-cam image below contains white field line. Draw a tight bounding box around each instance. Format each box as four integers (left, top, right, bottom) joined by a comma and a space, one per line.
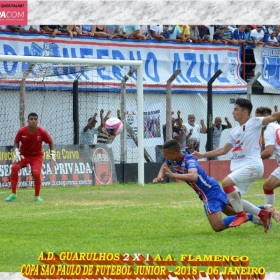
0, 194, 264, 218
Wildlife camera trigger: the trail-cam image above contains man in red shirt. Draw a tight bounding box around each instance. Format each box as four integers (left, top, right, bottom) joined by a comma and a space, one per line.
5, 112, 56, 202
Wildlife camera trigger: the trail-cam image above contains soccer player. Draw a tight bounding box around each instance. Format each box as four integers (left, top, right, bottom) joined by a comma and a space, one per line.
192, 98, 280, 232
5, 112, 56, 202
255, 106, 280, 222
153, 139, 256, 232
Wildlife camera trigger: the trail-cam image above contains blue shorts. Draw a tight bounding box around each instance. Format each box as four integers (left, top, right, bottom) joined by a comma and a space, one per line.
203, 192, 228, 216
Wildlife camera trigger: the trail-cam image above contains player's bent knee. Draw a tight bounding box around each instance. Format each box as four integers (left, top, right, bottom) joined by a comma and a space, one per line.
11, 163, 21, 173
32, 169, 41, 179
210, 221, 225, 232
263, 182, 274, 191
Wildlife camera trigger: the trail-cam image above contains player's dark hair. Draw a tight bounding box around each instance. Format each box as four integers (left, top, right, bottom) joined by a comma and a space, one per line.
255, 107, 272, 116
163, 139, 180, 152
28, 112, 38, 119
235, 98, 253, 115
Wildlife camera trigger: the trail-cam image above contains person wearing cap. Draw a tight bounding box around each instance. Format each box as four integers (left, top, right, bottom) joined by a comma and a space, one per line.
223, 25, 238, 44
80, 113, 98, 145
213, 25, 225, 43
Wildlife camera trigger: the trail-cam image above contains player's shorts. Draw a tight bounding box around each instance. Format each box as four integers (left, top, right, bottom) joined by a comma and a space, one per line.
228, 164, 264, 195
271, 166, 280, 180
203, 191, 228, 216
13, 155, 43, 171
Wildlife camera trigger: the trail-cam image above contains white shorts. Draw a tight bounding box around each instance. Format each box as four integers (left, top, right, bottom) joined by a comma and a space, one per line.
228, 164, 264, 195
272, 166, 280, 180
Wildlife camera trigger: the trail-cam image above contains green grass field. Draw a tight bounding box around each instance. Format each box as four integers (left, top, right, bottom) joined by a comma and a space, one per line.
0, 179, 279, 274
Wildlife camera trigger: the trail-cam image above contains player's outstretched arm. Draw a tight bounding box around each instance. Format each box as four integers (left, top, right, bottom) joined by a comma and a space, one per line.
263, 111, 280, 125
152, 164, 166, 183
164, 166, 198, 182
192, 143, 231, 159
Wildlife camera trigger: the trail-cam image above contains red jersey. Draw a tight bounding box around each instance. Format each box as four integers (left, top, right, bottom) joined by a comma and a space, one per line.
14, 126, 53, 157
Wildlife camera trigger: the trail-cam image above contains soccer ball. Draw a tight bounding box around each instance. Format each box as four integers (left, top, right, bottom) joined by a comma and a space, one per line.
105, 117, 123, 136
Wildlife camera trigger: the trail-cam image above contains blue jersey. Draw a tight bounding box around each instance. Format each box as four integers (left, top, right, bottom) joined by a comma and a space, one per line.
166, 152, 223, 202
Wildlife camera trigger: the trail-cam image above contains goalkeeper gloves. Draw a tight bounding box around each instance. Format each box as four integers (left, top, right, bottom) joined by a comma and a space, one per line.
13, 148, 25, 162
50, 150, 56, 164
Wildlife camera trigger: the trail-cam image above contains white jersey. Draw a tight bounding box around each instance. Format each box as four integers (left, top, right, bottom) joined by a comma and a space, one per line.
227, 117, 264, 171
264, 122, 280, 164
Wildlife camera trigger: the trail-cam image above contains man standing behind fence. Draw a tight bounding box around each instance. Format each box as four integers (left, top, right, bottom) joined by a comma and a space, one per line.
205, 116, 232, 160
80, 113, 98, 145
184, 114, 207, 154
5, 112, 56, 202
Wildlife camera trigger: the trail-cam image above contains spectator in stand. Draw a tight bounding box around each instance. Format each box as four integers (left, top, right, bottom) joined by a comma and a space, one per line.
106, 25, 122, 39
228, 25, 237, 32
123, 25, 147, 40
66, 25, 79, 39
150, 25, 164, 40
232, 25, 247, 78
91, 25, 108, 38
140, 25, 151, 39
232, 25, 246, 44
161, 25, 171, 39
40, 25, 59, 38
244, 25, 255, 80
7, 25, 25, 34
262, 25, 273, 44
178, 25, 191, 42
189, 25, 200, 42
167, 25, 182, 40
213, 25, 225, 44
223, 25, 238, 44
197, 25, 211, 42
80, 113, 98, 145
184, 114, 207, 154
275, 27, 280, 43
118, 25, 125, 35
17, 25, 40, 33
251, 25, 265, 47
76, 25, 94, 36
206, 25, 215, 40
267, 31, 279, 46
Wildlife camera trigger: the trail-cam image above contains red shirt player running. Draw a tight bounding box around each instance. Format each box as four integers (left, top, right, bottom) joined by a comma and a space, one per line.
5, 112, 56, 202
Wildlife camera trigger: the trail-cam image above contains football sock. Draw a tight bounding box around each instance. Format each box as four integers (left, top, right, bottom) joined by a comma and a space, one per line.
224, 186, 243, 213
10, 164, 20, 194
33, 169, 41, 196
223, 216, 236, 228
241, 199, 261, 216
263, 188, 275, 205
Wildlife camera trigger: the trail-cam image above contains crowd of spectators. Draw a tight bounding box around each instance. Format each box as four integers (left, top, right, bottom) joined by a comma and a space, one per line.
1, 24, 278, 81
0, 24, 279, 46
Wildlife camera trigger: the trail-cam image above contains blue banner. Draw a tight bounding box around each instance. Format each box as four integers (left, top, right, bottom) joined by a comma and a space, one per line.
0, 32, 247, 94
